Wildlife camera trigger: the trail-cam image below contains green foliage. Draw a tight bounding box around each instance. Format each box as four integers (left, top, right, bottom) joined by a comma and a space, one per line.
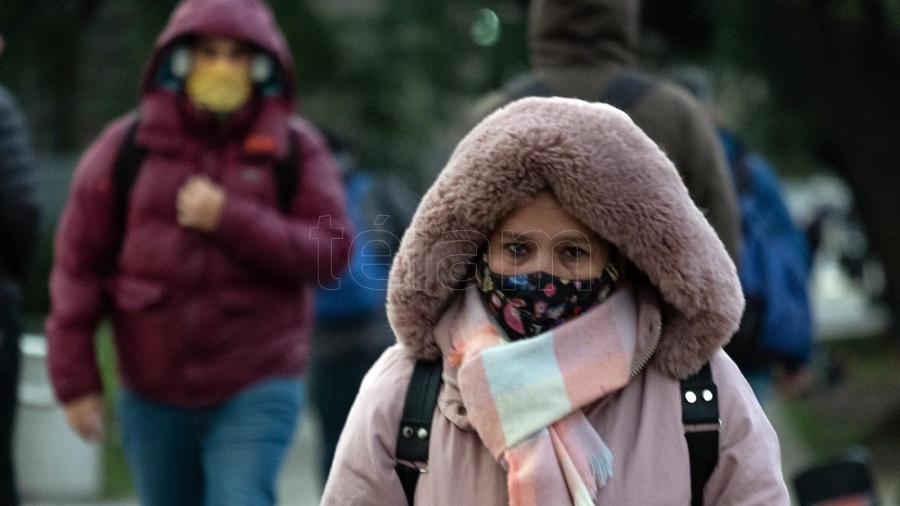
292, 0, 529, 172
641, 0, 824, 176
701, 0, 900, 176
703, 1, 820, 176
888, 0, 900, 33
268, 0, 340, 93
0, 2, 90, 150
783, 397, 873, 458
2, 0, 529, 176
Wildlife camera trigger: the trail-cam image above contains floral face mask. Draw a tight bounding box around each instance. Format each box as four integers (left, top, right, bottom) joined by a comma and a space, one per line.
475, 255, 619, 341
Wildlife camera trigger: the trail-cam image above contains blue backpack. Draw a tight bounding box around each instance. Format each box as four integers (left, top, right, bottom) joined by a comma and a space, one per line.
720, 130, 813, 367
315, 171, 410, 321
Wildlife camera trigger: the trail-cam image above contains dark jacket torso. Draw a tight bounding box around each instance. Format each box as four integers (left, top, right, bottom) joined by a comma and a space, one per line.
0, 85, 40, 303
466, 0, 741, 260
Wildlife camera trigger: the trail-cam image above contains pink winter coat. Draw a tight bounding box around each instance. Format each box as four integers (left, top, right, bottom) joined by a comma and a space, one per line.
322, 97, 789, 504
47, 0, 351, 407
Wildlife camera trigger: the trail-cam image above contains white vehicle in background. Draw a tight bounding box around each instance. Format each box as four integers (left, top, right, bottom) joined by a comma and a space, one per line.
783, 173, 891, 342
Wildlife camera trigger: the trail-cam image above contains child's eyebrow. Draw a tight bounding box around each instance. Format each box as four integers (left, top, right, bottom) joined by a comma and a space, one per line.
499, 230, 592, 245
551, 232, 592, 246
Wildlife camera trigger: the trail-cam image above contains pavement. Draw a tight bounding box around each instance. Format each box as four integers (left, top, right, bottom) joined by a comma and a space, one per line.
26, 399, 899, 506
766, 394, 900, 506
22, 409, 324, 506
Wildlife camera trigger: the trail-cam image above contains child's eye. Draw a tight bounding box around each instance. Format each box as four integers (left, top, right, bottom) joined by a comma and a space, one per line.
505, 242, 530, 257
562, 246, 587, 259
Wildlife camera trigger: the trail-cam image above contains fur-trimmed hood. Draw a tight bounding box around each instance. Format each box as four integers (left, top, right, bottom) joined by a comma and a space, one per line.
387, 97, 743, 378
143, 0, 296, 101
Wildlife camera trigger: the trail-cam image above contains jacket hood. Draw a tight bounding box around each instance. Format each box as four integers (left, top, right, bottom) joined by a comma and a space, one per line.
529, 0, 640, 70
387, 97, 743, 379
141, 0, 296, 101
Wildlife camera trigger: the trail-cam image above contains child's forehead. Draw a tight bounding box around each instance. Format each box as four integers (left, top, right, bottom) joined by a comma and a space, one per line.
491, 192, 602, 242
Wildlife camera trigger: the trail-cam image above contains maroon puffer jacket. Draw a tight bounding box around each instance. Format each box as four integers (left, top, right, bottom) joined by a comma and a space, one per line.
46, 0, 352, 407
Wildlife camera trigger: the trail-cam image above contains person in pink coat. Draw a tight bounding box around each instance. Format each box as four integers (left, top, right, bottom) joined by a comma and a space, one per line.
46, 0, 351, 504
321, 97, 789, 505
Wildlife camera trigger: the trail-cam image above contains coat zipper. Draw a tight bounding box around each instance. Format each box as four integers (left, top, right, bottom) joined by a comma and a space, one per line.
630, 317, 663, 379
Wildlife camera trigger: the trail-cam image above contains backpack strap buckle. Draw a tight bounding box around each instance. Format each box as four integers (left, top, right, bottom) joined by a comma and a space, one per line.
681, 362, 720, 506
683, 420, 722, 434
395, 359, 442, 506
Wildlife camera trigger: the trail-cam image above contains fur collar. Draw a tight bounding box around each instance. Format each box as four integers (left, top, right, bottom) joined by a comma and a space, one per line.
387, 97, 743, 379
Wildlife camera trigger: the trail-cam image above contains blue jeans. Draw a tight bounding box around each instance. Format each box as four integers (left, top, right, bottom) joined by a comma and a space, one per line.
118, 378, 304, 506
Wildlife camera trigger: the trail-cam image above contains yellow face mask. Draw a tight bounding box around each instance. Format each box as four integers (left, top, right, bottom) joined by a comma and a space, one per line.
185, 60, 253, 114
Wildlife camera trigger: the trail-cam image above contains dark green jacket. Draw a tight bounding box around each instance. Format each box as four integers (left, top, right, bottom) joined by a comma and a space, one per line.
467, 0, 741, 260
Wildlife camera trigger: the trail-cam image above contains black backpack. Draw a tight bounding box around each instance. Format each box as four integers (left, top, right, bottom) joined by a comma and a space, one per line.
110, 117, 300, 257
394, 74, 721, 506
396, 360, 719, 506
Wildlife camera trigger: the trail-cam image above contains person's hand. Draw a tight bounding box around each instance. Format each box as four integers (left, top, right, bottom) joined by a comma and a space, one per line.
177, 176, 226, 232
64, 394, 105, 443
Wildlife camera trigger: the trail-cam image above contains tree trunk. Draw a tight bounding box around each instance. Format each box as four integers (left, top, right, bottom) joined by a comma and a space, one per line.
774, 2, 900, 340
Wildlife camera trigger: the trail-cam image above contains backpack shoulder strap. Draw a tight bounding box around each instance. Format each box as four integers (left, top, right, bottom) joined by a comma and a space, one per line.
112, 117, 299, 254
395, 358, 717, 506
110, 116, 147, 265
395, 359, 442, 506
600, 71, 656, 111
502, 71, 656, 112
272, 127, 301, 213
504, 73, 555, 101
680, 361, 720, 506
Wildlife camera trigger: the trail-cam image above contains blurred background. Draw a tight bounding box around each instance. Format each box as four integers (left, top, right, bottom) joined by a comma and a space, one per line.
1, 0, 898, 504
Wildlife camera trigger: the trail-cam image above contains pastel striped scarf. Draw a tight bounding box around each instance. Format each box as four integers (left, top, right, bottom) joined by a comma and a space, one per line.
449, 285, 637, 506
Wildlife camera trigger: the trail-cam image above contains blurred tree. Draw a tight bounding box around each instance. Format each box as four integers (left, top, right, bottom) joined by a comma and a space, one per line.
1, 0, 529, 179
708, 0, 900, 343
645, 0, 900, 344
298, 0, 528, 175
0, 0, 100, 150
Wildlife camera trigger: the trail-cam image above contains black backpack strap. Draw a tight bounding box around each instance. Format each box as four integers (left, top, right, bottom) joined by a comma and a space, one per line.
272, 128, 300, 212
681, 361, 720, 506
503, 71, 655, 112
600, 71, 656, 111
111, 118, 299, 258
504, 74, 555, 101
110, 116, 147, 266
395, 359, 442, 506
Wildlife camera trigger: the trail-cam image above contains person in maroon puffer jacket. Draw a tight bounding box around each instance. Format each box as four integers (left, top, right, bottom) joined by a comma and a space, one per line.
46, 1, 351, 504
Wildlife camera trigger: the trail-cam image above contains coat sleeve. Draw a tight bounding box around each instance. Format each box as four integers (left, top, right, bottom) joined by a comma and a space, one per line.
46, 118, 132, 403
321, 345, 415, 505
210, 119, 352, 286
704, 350, 791, 505
0, 86, 41, 286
